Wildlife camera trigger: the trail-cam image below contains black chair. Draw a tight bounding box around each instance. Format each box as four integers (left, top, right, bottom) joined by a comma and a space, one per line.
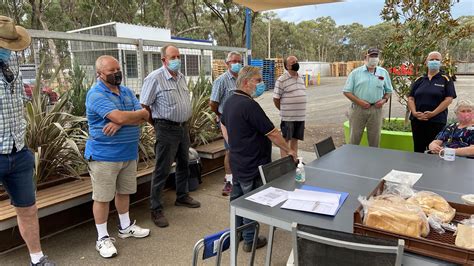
292, 223, 404, 266
313, 136, 336, 159
258, 156, 296, 266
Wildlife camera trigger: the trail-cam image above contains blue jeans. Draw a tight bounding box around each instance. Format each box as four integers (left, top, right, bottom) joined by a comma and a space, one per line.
230, 177, 263, 243
0, 148, 36, 207
150, 121, 190, 211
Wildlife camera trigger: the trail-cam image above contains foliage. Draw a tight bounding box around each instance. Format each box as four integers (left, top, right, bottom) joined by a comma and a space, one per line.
25, 61, 88, 183
68, 61, 89, 117
187, 75, 220, 147
380, 0, 473, 120
138, 123, 156, 167
382, 119, 411, 132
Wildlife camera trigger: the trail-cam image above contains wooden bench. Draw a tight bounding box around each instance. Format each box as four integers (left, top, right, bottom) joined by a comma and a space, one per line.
194, 138, 226, 159
0, 167, 155, 230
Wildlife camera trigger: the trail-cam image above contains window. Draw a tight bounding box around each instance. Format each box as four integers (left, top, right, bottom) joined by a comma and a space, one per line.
180, 56, 186, 74
152, 53, 162, 70
125, 53, 138, 78
202, 55, 212, 76
186, 54, 199, 76
143, 54, 149, 76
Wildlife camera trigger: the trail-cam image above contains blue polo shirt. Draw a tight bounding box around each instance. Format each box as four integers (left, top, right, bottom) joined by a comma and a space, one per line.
343, 65, 393, 104
409, 72, 456, 124
85, 80, 141, 161
221, 90, 275, 182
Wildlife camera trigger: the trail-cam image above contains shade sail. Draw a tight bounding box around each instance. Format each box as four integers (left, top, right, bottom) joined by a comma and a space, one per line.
233, 0, 341, 12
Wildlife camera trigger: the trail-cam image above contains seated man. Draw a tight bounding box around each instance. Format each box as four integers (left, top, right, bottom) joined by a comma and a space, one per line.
428, 100, 474, 157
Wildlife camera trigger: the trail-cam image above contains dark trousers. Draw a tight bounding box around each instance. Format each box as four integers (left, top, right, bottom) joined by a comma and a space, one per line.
230, 177, 263, 243
150, 121, 190, 211
411, 119, 446, 153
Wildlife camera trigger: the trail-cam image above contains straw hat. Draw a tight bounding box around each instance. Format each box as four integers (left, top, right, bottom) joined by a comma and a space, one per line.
0, 16, 31, 51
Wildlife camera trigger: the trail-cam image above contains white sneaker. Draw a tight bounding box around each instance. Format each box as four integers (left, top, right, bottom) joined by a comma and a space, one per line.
118, 220, 150, 239
96, 236, 117, 258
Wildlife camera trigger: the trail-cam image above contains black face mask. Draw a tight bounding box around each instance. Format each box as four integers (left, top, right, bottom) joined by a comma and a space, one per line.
291, 62, 300, 72
0, 61, 15, 83
103, 71, 122, 86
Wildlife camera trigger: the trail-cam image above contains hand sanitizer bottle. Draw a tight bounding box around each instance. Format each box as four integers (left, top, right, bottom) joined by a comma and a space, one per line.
295, 157, 305, 183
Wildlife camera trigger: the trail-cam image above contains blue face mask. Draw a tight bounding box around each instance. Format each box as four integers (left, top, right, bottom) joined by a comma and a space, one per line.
252, 82, 266, 98
230, 63, 242, 73
167, 59, 181, 72
427, 60, 441, 71
0, 48, 12, 63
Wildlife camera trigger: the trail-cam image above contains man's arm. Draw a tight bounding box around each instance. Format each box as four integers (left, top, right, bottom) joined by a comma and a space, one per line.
273, 98, 281, 110
106, 109, 149, 125
141, 104, 154, 124
343, 92, 370, 109
266, 128, 296, 159
209, 101, 220, 117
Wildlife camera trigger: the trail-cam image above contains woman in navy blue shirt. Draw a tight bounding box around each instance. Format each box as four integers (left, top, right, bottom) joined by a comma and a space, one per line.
408, 51, 457, 153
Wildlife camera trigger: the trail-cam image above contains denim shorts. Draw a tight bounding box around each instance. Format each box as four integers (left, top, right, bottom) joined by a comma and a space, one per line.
0, 148, 36, 207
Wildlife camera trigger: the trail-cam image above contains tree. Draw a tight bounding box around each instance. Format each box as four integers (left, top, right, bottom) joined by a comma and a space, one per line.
380, 0, 472, 120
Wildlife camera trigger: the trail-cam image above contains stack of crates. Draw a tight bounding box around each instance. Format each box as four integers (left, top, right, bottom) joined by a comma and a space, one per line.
262, 59, 275, 91
212, 59, 227, 80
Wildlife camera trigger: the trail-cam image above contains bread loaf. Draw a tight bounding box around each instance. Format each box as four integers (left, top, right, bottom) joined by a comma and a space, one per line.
407, 191, 456, 223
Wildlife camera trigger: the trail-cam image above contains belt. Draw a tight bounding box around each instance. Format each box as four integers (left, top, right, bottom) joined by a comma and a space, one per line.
154, 118, 187, 127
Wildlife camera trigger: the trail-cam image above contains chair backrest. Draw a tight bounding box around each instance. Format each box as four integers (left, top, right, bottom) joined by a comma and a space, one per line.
313, 136, 336, 159
258, 156, 296, 185
291, 223, 404, 266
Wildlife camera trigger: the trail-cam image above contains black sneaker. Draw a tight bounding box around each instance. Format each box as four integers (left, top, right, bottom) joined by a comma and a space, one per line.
175, 195, 201, 208
242, 236, 267, 252
31, 256, 56, 266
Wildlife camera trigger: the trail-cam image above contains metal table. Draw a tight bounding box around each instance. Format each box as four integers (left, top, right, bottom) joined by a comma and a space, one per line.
230, 168, 458, 265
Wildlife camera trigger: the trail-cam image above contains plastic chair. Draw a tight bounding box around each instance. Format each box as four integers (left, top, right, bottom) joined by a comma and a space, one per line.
258, 156, 296, 266
192, 221, 260, 266
313, 136, 336, 159
291, 222, 404, 266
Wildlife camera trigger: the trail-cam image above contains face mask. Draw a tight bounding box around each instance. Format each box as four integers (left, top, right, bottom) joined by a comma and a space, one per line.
427, 60, 441, 71
103, 71, 122, 86
291, 62, 300, 72
252, 82, 266, 98
457, 112, 472, 124
0, 48, 11, 63
367, 57, 379, 67
167, 59, 181, 72
230, 63, 242, 73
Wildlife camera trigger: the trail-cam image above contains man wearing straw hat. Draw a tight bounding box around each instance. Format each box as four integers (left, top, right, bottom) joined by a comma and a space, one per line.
0, 16, 55, 266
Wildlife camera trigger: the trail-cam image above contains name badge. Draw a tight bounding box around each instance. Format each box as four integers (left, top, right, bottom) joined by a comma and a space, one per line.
434, 83, 445, 87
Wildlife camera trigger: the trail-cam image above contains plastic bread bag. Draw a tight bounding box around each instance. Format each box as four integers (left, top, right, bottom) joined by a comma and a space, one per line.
358, 194, 430, 238
407, 191, 456, 223
455, 215, 474, 250
427, 214, 445, 234
382, 181, 416, 199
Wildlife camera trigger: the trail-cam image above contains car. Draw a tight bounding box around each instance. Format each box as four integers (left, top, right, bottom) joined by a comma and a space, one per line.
20, 64, 58, 104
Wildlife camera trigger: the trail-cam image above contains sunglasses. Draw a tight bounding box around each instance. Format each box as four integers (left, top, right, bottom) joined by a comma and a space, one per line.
0, 61, 16, 94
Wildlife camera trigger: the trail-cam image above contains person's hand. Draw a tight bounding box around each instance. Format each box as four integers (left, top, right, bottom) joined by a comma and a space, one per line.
103, 122, 121, 136
414, 112, 428, 121
374, 98, 387, 108
428, 143, 443, 154
423, 111, 435, 119
287, 150, 298, 162
359, 100, 371, 109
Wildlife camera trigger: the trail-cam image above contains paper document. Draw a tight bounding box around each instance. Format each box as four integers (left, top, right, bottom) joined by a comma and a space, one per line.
281, 189, 341, 215
245, 187, 288, 207
382, 169, 422, 186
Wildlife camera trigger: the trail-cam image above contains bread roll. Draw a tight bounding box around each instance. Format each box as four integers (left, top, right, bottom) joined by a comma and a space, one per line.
407, 191, 456, 223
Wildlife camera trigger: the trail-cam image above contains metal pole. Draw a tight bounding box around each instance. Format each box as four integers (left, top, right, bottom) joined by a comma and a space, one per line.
267, 18, 271, 58
245, 8, 252, 64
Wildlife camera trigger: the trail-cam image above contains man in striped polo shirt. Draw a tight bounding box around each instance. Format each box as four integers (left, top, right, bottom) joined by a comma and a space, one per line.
209, 51, 242, 196
85, 55, 150, 258
273, 56, 307, 158
140, 45, 201, 228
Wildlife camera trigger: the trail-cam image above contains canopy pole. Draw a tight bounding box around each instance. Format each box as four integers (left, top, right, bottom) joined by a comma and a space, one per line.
245, 8, 252, 64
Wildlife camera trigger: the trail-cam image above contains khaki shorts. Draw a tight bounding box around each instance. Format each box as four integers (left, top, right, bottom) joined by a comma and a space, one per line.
88, 160, 137, 202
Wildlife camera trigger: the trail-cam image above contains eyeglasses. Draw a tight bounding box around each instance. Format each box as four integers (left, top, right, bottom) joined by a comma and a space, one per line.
250, 77, 262, 83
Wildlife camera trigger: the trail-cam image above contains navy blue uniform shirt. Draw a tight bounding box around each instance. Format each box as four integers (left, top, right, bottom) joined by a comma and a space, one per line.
409, 71, 456, 124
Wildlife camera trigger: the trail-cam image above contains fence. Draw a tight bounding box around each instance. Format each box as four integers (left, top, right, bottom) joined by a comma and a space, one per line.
18, 29, 248, 94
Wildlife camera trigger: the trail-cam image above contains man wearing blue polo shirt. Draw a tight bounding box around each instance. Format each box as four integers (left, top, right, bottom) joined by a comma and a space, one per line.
343, 48, 393, 147
85, 55, 150, 258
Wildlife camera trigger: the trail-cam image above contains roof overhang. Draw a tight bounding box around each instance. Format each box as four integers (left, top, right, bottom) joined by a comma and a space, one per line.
232, 0, 341, 12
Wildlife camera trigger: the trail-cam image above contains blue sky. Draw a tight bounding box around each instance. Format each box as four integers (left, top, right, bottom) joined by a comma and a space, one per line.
273, 0, 474, 26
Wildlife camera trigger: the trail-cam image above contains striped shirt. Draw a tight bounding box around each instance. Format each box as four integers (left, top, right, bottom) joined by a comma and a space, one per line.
210, 70, 236, 115
273, 71, 307, 121
140, 66, 192, 122
85, 80, 141, 161
0, 55, 27, 154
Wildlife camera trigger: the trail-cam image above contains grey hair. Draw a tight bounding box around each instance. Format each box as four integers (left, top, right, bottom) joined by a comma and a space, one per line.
454, 99, 473, 113
236, 66, 261, 89
225, 51, 241, 62
161, 44, 176, 58
427, 51, 442, 60
95, 55, 118, 72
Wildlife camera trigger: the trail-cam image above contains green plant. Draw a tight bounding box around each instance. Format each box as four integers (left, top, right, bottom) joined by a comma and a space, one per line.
69, 61, 89, 117
138, 123, 156, 168
380, 0, 472, 122
187, 75, 220, 147
382, 119, 411, 132
25, 61, 88, 183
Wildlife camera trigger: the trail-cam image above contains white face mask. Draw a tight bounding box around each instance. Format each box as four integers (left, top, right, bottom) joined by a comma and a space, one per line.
367, 57, 379, 67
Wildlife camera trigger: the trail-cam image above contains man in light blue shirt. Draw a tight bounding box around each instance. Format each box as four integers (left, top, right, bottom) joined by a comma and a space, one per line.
343, 48, 393, 147
209, 51, 241, 196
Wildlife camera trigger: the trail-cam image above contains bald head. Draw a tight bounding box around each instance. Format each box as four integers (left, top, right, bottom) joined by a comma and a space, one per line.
95, 55, 119, 73
426, 51, 442, 62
